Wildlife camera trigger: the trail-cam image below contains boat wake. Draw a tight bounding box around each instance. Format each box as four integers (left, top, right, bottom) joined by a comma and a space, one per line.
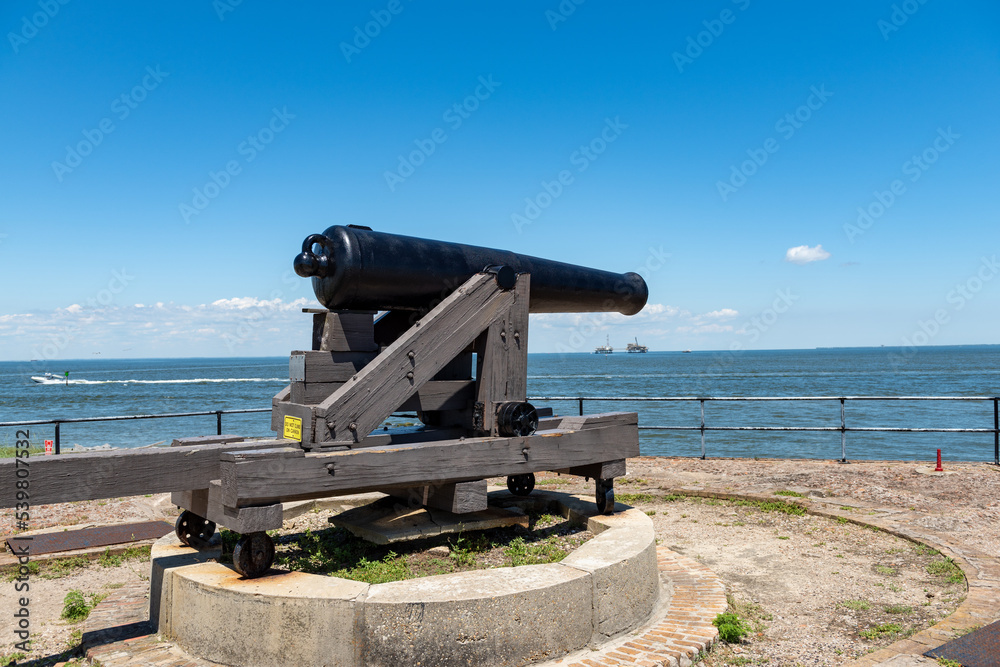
31, 377, 286, 385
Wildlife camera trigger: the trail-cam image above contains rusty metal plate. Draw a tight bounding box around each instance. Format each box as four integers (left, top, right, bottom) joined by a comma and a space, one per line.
925, 619, 1000, 666
6, 520, 173, 556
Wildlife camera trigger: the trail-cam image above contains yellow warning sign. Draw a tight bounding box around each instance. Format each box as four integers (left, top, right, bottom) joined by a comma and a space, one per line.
283, 415, 303, 441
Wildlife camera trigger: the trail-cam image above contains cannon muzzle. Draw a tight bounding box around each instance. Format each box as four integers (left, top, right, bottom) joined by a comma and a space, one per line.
294, 225, 648, 315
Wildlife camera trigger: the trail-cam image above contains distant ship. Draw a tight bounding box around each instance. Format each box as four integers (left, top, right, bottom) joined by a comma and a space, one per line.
626, 337, 648, 353
594, 335, 613, 354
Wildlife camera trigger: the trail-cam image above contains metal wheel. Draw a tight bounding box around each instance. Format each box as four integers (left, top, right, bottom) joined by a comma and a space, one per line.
507, 473, 535, 496
232, 532, 275, 578
595, 478, 615, 515
175, 511, 216, 550
496, 402, 539, 437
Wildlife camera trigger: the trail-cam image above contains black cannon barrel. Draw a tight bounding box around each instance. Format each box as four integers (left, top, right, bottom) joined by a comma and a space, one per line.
293, 225, 648, 315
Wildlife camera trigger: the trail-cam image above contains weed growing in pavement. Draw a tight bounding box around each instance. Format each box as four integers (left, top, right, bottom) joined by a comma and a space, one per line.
774, 490, 804, 497
841, 599, 871, 611
714, 611, 750, 643
61, 589, 107, 623
884, 604, 913, 615
859, 622, 903, 640
926, 557, 964, 584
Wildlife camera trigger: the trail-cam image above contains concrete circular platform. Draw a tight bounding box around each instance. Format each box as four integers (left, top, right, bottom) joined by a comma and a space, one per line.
149, 491, 661, 667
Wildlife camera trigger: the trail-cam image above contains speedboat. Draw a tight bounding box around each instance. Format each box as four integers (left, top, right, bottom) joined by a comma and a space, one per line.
30, 372, 64, 384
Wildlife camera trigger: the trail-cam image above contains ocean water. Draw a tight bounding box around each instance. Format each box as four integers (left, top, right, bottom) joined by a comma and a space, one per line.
2, 345, 998, 461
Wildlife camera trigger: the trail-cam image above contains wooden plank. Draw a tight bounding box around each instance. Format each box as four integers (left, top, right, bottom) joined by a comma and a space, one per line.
557, 459, 627, 479
385, 480, 487, 514
289, 350, 377, 383
270, 401, 316, 443
271, 385, 291, 432
174, 483, 284, 533
312, 311, 377, 352
316, 273, 514, 444
291, 379, 473, 411
475, 274, 529, 435
220, 447, 305, 507
0, 439, 294, 508
224, 416, 639, 506
170, 434, 243, 447
397, 380, 475, 412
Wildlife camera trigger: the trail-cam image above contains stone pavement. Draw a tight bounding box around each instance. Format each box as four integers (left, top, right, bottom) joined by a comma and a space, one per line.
77, 486, 1000, 666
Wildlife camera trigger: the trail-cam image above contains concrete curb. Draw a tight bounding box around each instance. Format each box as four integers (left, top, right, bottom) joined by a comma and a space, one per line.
149, 490, 661, 667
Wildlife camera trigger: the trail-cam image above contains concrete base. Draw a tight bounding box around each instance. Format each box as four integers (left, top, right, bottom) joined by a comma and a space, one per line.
150, 490, 660, 667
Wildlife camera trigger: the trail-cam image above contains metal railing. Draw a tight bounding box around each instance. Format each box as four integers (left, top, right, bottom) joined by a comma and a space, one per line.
3, 396, 998, 463
0, 408, 270, 454
528, 395, 1000, 464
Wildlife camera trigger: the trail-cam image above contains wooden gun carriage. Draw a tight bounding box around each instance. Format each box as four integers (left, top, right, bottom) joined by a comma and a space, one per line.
2, 226, 647, 578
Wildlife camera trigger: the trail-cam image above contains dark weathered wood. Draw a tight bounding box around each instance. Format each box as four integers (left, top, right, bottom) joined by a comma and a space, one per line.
317, 273, 515, 444
220, 447, 305, 507
432, 352, 473, 381
291, 379, 473, 412
170, 434, 243, 447
386, 480, 487, 514
223, 415, 639, 506
0, 439, 294, 508
174, 483, 284, 533
475, 274, 529, 435
291, 380, 345, 405
271, 385, 291, 431
312, 311, 377, 352
558, 459, 627, 479
270, 401, 316, 443
289, 350, 377, 383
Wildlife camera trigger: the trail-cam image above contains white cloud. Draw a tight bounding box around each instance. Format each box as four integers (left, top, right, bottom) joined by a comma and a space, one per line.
785, 244, 831, 265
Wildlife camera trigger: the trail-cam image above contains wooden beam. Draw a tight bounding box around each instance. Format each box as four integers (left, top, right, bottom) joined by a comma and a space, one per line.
475, 274, 529, 435
312, 311, 377, 352
0, 439, 295, 508
315, 273, 515, 445
271, 384, 291, 432
384, 480, 487, 514
292, 379, 474, 411
289, 350, 377, 383
221, 414, 638, 506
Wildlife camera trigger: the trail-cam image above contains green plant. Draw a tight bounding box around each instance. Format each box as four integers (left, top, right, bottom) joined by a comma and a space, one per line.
504, 536, 568, 567
875, 565, 897, 576
841, 599, 870, 611
617, 492, 657, 504
885, 604, 913, 615
774, 490, 804, 497
97, 544, 150, 567
860, 622, 903, 640
935, 658, 961, 667
713, 612, 749, 643
777, 536, 790, 540
62, 589, 90, 622
332, 552, 409, 584
0, 653, 27, 666
927, 558, 964, 584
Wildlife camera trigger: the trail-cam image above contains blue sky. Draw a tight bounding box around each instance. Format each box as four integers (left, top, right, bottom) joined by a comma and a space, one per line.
1, 1, 998, 361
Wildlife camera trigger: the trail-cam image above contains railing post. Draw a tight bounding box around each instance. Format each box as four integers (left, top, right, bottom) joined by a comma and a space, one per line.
994, 397, 998, 466
700, 398, 706, 460
54, 421, 61, 455
216, 411, 223, 436
839, 398, 847, 463
578, 398, 584, 416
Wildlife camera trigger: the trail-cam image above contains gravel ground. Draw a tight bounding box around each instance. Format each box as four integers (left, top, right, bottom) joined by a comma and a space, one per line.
1, 456, 995, 666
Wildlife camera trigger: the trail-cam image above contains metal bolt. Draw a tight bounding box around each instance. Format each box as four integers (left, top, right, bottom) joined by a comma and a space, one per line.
326, 463, 335, 476
513, 331, 520, 341
406, 371, 414, 380
348, 422, 357, 432
407, 350, 415, 360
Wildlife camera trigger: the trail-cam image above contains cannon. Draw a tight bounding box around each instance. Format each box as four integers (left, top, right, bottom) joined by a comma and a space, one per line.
293, 224, 648, 315
0, 229, 646, 579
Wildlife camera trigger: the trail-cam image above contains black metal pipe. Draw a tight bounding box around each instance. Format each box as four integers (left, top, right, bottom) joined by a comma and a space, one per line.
294, 225, 648, 315
54, 421, 61, 455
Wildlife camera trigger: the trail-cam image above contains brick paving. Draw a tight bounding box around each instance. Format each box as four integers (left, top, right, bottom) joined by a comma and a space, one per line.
76, 487, 1000, 666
